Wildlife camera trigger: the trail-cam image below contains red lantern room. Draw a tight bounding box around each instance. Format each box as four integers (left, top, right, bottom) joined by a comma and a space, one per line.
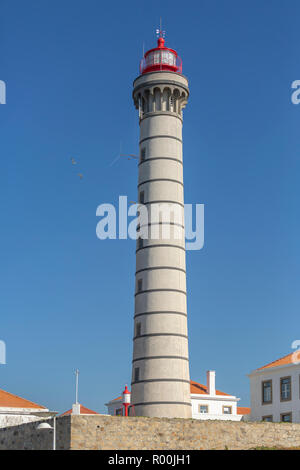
140, 31, 182, 75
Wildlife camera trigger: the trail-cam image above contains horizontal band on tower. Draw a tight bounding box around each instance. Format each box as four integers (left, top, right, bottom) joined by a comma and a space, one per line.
132, 356, 189, 363
143, 200, 184, 208
135, 266, 186, 275
132, 401, 192, 407
133, 332, 188, 340
140, 112, 183, 123
139, 157, 183, 166
131, 378, 191, 385
138, 178, 184, 187
134, 311, 187, 318
137, 222, 185, 231
135, 288, 186, 297
140, 135, 182, 145
136, 244, 185, 253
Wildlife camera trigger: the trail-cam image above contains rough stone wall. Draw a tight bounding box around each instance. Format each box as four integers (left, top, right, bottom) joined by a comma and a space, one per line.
0, 415, 300, 450
0, 416, 71, 450
70, 415, 300, 450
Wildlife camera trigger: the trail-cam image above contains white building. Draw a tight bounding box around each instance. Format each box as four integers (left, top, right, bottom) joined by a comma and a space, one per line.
0, 388, 48, 428
105, 371, 250, 421
249, 352, 300, 423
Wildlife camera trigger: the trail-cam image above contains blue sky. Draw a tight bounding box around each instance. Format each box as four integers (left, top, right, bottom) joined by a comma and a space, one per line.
0, 0, 299, 413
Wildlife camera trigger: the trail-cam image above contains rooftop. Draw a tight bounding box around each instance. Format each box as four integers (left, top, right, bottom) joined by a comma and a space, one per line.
0, 388, 46, 409
256, 352, 298, 371
61, 404, 99, 416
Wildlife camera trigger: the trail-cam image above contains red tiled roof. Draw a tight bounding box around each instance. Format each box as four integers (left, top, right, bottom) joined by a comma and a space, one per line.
190, 380, 230, 396
111, 396, 122, 402
0, 389, 46, 409
237, 406, 251, 415
61, 405, 99, 416
256, 352, 297, 371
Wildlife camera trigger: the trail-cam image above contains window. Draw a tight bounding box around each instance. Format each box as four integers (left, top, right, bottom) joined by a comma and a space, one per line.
138, 237, 143, 250
199, 405, 208, 414
139, 191, 145, 204
281, 413, 292, 423
222, 406, 232, 415
280, 376, 292, 401
134, 367, 140, 382
140, 148, 146, 162
170, 95, 176, 112
115, 408, 123, 416
262, 380, 272, 404
137, 279, 143, 292
262, 415, 273, 422
161, 51, 176, 66
136, 322, 142, 337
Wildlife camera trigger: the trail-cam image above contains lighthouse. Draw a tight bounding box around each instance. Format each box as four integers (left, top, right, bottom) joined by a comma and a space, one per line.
131, 30, 191, 418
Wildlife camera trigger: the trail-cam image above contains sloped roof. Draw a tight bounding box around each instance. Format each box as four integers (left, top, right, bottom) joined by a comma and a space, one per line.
190, 380, 230, 396
0, 388, 46, 409
256, 352, 297, 371
61, 404, 99, 416
111, 396, 122, 402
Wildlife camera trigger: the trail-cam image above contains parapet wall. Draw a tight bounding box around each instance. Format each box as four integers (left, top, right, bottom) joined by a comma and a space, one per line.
0, 415, 300, 450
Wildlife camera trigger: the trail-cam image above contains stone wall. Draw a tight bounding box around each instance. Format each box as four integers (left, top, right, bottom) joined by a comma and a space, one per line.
70, 416, 300, 450
0, 415, 300, 450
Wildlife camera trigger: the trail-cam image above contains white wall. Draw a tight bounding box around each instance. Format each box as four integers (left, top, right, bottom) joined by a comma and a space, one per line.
191, 395, 242, 421
249, 363, 300, 422
0, 408, 47, 428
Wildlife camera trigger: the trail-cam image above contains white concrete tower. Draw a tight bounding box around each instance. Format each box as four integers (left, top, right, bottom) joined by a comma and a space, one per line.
131, 32, 191, 418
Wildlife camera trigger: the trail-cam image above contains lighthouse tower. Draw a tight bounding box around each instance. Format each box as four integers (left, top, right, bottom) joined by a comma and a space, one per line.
131, 31, 191, 418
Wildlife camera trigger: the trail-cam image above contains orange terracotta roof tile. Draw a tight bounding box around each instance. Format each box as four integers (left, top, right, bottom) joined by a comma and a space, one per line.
111, 396, 122, 402
256, 352, 296, 371
61, 405, 99, 416
0, 389, 46, 409
237, 406, 251, 415
190, 380, 230, 396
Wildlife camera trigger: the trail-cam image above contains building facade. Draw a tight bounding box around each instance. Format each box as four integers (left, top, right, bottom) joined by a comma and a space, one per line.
131, 32, 191, 419
106, 371, 250, 421
249, 352, 300, 423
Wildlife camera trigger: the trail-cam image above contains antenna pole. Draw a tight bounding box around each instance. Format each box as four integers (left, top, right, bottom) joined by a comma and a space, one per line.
75, 369, 79, 404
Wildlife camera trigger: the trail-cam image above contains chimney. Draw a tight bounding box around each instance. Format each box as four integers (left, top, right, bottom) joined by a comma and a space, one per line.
207, 370, 216, 396
72, 403, 81, 415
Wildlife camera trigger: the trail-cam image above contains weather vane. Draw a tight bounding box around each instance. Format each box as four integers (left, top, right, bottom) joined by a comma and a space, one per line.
156, 17, 165, 39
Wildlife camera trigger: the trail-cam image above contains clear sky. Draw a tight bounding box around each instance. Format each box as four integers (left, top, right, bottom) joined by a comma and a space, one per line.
0, 0, 299, 413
